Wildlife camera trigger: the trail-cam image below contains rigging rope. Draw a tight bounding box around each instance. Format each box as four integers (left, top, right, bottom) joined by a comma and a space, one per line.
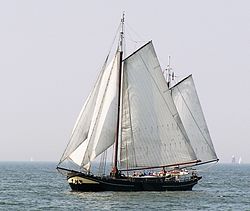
125, 22, 148, 42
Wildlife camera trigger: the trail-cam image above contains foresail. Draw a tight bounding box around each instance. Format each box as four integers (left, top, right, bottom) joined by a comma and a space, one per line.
171, 75, 218, 162
59, 53, 120, 169
58, 58, 107, 166
81, 52, 120, 169
120, 42, 197, 170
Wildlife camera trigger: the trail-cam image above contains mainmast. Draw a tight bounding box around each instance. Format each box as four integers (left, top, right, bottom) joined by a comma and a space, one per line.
112, 13, 125, 177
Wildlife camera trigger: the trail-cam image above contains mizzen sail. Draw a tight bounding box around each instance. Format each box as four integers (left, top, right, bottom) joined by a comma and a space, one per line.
171, 75, 218, 163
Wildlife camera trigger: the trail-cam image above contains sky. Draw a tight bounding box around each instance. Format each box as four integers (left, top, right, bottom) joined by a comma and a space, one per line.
0, 0, 249, 163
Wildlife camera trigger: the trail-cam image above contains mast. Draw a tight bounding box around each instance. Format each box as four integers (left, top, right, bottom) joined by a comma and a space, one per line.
112, 12, 125, 177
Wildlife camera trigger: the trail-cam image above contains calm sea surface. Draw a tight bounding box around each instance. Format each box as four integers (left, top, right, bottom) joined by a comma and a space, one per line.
0, 162, 249, 210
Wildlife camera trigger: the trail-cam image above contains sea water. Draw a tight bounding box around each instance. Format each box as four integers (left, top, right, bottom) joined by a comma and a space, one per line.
0, 162, 249, 210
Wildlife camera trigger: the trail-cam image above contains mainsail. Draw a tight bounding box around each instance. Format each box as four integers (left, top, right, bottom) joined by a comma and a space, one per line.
120, 42, 197, 170
170, 75, 218, 163
59, 52, 120, 170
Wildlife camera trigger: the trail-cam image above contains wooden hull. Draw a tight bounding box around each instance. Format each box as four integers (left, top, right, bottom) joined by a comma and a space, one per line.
67, 172, 201, 192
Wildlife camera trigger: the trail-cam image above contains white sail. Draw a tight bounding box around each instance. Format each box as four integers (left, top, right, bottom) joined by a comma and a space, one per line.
238, 157, 242, 164
60, 53, 120, 168
59, 58, 107, 166
171, 75, 218, 162
120, 42, 197, 170
81, 52, 120, 169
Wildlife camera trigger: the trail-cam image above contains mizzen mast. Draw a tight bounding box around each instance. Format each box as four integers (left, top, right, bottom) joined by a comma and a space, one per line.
165, 55, 173, 88
112, 12, 125, 177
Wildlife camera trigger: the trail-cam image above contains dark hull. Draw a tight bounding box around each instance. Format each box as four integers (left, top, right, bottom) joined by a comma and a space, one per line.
67, 172, 201, 192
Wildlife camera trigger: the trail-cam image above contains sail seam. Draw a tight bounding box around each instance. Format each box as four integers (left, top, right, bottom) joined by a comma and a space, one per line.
126, 90, 137, 168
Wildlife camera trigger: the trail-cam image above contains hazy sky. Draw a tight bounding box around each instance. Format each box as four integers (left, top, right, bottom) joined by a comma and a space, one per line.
0, 0, 249, 163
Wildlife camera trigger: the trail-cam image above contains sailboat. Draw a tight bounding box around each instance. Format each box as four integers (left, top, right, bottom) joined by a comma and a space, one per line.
238, 157, 242, 164
57, 14, 219, 191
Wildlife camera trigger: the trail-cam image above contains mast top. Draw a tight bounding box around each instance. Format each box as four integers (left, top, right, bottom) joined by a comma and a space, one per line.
165, 55, 173, 87
119, 12, 125, 52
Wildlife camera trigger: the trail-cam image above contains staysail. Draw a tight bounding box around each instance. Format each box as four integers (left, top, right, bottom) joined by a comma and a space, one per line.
59, 52, 120, 170
171, 75, 218, 163
120, 42, 197, 170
